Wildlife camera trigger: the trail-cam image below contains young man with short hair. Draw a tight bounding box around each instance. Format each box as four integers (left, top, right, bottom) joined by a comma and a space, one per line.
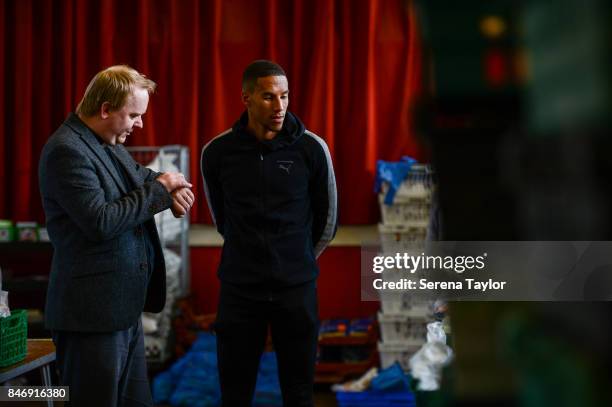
201, 60, 338, 406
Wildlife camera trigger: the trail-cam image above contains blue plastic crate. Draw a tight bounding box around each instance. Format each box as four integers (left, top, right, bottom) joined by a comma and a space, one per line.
336, 390, 416, 407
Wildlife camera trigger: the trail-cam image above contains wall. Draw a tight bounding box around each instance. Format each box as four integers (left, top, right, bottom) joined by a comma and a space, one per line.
190, 246, 380, 319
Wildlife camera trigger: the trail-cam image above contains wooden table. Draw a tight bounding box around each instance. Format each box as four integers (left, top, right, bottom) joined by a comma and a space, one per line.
0, 339, 56, 406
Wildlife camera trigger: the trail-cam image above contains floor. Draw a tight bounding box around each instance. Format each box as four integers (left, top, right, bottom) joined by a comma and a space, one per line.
9, 389, 339, 406
314, 389, 339, 406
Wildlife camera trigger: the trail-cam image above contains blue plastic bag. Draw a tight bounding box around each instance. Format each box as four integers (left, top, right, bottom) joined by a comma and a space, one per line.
374, 156, 418, 205
371, 362, 411, 393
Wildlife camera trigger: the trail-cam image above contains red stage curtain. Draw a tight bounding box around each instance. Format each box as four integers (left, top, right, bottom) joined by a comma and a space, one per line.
0, 0, 423, 224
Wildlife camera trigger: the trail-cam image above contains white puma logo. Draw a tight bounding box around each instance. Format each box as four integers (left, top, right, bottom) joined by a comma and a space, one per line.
277, 160, 293, 174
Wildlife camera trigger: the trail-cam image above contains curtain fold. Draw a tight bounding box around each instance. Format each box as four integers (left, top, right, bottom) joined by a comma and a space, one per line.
1, 0, 424, 224
0, 3, 5, 217
13, 1, 34, 222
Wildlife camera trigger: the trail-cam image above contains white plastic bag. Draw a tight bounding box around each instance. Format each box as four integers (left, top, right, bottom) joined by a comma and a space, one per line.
409, 321, 453, 390
0, 267, 10, 317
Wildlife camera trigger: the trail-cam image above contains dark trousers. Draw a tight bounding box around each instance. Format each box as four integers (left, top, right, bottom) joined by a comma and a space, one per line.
215, 281, 319, 407
52, 318, 153, 407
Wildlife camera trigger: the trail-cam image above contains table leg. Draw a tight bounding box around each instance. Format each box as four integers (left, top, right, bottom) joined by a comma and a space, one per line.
41, 364, 54, 407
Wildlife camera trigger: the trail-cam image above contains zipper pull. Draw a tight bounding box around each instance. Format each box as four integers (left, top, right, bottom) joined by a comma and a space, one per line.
260, 153, 263, 161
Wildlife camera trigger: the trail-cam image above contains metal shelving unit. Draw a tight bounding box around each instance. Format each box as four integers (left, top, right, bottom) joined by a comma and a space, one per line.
126, 145, 190, 363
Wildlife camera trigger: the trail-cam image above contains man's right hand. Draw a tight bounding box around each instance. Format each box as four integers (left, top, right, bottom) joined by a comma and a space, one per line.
157, 172, 192, 193
171, 187, 195, 218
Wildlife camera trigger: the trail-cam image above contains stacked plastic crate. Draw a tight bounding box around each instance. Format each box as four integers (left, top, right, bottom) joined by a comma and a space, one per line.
376, 163, 435, 371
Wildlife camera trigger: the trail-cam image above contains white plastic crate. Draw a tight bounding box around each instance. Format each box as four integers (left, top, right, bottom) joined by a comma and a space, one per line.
378, 271, 433, 311
378, 312, 428, 344
378, 223, 427, 253
381, 167, 433, 201
378, 341, 423, 371
379, 290, 431, 315
378, 194, 432, 227
377, 163, 434, 226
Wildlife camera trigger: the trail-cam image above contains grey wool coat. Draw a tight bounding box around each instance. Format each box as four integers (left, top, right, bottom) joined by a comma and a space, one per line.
39, 113, 173, 332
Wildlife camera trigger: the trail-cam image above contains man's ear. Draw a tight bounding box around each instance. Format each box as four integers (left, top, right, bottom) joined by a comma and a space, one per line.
100, 102, 112, 119
241, 91, 250, 108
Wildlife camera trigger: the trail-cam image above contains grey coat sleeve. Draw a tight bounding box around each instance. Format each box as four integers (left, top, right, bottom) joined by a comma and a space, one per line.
136, 161, 162, 183
307, 132, 338, 258
46, 143, 173, 242
115, 144, 163, 182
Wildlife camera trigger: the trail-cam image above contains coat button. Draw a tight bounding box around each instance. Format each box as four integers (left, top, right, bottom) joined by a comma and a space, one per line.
140, 263, 147, 271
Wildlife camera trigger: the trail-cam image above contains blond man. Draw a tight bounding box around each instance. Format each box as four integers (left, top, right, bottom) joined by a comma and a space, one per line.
39, 65, 193, 406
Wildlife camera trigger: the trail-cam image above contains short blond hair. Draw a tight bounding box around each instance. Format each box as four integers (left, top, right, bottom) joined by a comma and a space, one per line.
76, 65, 157, 117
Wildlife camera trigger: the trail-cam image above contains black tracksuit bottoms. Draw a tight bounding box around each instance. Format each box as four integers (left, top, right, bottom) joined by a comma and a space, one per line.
215, 279, 319, 407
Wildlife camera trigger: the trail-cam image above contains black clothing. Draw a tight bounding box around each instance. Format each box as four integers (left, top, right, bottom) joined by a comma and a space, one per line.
201, 111, 337, 287
215, 281, 318, 407
201, 110, 337, 406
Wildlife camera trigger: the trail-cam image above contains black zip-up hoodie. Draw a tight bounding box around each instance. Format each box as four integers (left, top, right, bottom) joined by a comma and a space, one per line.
201, 111, 338, 287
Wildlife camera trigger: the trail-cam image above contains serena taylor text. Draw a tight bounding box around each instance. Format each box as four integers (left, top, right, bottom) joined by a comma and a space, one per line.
373, 278, 507, 292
